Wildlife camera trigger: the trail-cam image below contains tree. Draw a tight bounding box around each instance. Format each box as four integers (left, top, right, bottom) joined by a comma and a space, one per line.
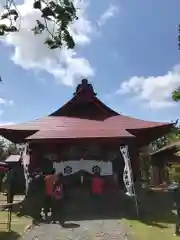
0, 138, 7, 160
6, 143, 19, 155
0, 0, 77, 49
172, 88, 180, 102
172, 24, 180, 101
0, 137, 19, 161
150, 119, 180, 152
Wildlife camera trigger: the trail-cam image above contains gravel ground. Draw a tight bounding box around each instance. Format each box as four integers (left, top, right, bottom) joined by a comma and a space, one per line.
20, 188, 134, 239
21, 219, 132, 240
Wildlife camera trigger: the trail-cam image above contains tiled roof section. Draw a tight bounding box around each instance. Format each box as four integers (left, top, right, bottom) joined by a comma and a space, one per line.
23, 115, 172, 140
105, 115, 171, 129
26, 128, 134, 140
50, 79, 118, 118
0, 115, 171, 132
0, 116, 109, 131
50, 96, 118, 118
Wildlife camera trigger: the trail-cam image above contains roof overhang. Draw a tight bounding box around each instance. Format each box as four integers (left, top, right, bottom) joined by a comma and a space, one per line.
25, 128, 135, 141
0, 129, 37, 143
128, 123, 173, 147
0, 120, 173, 145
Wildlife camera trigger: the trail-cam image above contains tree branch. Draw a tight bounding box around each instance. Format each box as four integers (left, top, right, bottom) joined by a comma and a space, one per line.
0, 0, 77, 49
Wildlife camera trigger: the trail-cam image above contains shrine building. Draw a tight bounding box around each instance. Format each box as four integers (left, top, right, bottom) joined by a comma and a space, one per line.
0, 79, 173, 186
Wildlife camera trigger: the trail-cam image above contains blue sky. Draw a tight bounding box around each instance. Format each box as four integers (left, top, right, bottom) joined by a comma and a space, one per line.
0, 0, 180, 125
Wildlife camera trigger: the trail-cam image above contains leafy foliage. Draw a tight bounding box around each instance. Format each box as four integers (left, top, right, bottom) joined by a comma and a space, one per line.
0, 0, 77, 49
0, 138, 19, 161
172, 87, 180, 102
150, 119, 180, 152
172, 25, 180, 102
150, 135, 168, 152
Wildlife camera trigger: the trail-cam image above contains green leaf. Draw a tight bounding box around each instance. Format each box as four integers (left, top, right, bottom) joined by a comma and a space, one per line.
44, 38, 54, 46
63, 29, 75, 49
5, 26, 18, 32
172, 88, 180, 102
41, 7, 55, 18
33, 0, 42, 9
63, 0, 72, 7
0, 0, 77, 50
32, 20, 45, 35
49, 44, 59, 49
1, 9, 18, 20
54, 5, 64, 16
66, 2, 77, 16
48, 1, 56, 9
36, 20, 45, 31
0, 24, 7, 31
32, 26, 41, 35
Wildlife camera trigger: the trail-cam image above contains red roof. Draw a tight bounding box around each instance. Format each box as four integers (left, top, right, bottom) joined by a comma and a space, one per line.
0, 79, 173, 143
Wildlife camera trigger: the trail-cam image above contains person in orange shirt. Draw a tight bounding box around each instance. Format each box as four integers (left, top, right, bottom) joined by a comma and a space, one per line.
44, 168, 57, 219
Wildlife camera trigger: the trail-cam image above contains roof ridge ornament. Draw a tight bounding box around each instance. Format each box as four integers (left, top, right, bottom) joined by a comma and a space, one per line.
74, 78, 97, 96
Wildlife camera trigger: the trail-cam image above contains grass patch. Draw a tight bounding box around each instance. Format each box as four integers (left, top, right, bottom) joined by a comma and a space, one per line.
0, 210, 32, 240
121, 188, 180, 240
124, 219, 177, 240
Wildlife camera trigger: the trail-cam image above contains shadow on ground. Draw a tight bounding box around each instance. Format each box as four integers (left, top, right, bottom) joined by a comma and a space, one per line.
62, 222, 80, 228
0, 231, 21, 240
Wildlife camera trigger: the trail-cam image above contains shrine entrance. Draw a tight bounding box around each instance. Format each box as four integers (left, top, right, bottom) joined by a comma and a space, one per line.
29, 142, 126, 191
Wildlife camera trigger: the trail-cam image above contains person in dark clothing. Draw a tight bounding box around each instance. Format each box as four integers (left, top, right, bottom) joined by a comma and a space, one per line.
173, 187, 180, 235
44, 168, 57, 219
0, 172, 5, 192
168, 183, 180, 235
52, 173, 64, 224
7, 169, 16, 204
91, 172, 104, 215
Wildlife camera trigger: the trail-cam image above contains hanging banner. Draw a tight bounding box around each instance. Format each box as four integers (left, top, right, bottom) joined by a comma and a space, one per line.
53, 160, 113, 176
120, 145, 134, 197
120, 145, 139, 217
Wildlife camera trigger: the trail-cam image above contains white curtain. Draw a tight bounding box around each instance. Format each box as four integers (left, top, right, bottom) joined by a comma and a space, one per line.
53, 160, 113, 176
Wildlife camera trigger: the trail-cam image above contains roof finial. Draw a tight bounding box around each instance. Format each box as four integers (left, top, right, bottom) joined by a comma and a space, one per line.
74, 78, 96, 96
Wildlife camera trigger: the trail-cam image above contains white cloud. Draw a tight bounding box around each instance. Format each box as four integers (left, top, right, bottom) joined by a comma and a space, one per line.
0, 110, 4, 116
0, 121, 15, 126
0, 99, 6, 105
98, 4, 118, 27
0, 98, 14, 106
0, 0, 94, 86
0, 98, 14, 125
117, 64, 180, 109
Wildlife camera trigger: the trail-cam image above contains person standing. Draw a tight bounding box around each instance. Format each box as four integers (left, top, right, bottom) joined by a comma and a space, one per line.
91, 172, 104, 214
44, 169, 57, 220
52, 173, 64, 224
7, 168, 16, 204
